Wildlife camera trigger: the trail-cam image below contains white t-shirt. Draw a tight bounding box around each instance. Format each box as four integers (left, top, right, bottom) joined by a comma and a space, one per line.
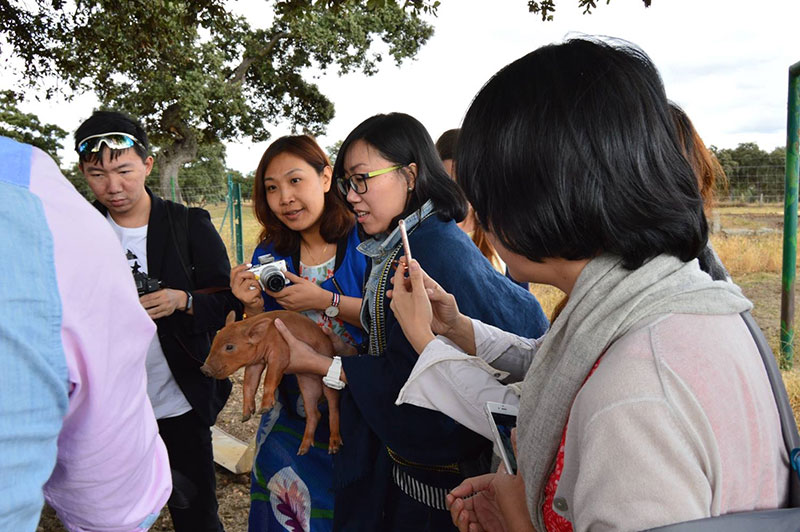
107, 214, 192, 420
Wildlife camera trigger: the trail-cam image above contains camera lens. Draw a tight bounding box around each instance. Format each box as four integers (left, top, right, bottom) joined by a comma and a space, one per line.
265, 272, 286, 292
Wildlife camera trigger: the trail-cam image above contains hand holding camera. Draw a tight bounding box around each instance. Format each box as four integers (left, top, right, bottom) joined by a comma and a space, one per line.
131, 261, 186, 320
140, 288, 189, 320
248, 254, 291, 292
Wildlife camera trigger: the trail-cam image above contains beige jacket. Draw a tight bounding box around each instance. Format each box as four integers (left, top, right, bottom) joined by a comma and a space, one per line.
553, 312, 789, 531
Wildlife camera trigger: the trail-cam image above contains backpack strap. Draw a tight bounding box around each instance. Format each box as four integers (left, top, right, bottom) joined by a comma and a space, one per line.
645, 507, 800, 531
740, 311, 800, 505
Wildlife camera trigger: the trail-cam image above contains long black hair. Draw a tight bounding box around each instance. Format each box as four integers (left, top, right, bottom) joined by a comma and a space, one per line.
457, 38, 707, 270
333, 113, 468, 232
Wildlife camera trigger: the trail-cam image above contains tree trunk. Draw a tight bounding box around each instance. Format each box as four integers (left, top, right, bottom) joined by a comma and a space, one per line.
157, 103, 198, 204
158, 154, 188, 203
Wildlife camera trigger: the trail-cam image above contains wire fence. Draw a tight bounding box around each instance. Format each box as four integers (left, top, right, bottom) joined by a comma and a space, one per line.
717, 165, 786, 204
154, 164, 794, 208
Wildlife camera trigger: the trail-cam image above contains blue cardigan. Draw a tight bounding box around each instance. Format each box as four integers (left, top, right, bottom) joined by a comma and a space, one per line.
251, 225, 366, 346
335, 214, 549, 529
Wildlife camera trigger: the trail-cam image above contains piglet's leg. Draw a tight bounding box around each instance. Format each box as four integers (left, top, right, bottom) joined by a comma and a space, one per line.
322, 385, 342, 454
295, 373, 323, 455
258, 346, 289, 415
242, 363, 265, 422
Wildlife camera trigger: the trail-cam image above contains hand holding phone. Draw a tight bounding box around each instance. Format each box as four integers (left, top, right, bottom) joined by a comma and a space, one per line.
485, 401, 518, 475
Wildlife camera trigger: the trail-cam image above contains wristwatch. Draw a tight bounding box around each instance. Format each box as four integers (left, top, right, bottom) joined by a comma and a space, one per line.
324, 292, 340, 318
184, 290, 193, 312
323, 356, 345, 390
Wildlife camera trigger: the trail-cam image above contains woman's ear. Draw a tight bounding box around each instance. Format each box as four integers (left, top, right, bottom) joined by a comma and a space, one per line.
405, 163, 418, 191
321, 165, 333, 193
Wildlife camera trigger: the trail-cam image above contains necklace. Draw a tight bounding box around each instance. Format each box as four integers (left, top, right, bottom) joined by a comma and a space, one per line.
302, 241, 329, 265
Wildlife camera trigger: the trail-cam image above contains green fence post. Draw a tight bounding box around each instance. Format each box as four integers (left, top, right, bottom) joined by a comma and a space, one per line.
780, 60, 800, 370
227, 174, 235, 259
170, 175, 176, 203
233, 182, 244, 265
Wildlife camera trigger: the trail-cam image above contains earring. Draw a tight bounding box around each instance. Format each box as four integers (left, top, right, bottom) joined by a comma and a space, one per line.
407, 187, 413, 191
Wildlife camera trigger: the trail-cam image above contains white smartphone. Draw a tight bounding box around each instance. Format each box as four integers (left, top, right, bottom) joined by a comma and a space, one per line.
485, 401, 518, 475
398, 219, 412, 263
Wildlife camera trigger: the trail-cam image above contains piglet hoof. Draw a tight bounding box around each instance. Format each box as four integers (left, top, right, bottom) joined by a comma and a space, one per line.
297, 439, 313, 456
256, 405, 274, 416
328, 436, 343, 454
241, 412, 252, 422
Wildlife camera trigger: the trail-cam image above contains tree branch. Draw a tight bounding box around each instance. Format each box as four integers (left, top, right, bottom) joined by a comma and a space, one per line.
229, 31, 289, 85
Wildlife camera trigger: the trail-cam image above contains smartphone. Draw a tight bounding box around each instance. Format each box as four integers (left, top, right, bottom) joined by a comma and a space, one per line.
398, 219, 412, 263
485, 401, 518, 474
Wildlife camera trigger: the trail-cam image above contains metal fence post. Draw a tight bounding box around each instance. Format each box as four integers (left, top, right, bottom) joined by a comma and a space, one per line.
780, 60, 800, 370
233, 182, 244, 265
227, 174, 235, 259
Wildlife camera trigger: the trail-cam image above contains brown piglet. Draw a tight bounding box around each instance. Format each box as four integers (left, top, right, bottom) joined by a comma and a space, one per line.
201, 310, 341, 455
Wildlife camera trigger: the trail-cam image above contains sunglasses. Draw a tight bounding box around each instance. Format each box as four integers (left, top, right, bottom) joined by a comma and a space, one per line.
336, 165, 403, 195
77, 132, 144, 155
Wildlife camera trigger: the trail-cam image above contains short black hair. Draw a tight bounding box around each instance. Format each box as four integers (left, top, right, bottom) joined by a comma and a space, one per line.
333, 113, 467, 228
74, 110, 150, 164
435, 128, 460, 161
457, 38, 707, 270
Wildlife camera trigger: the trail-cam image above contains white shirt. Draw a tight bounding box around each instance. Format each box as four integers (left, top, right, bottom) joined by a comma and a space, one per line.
395, 319, 542, 440
107, 214, 192, 419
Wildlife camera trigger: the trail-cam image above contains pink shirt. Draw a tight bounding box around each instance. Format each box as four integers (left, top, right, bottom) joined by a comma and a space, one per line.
31, 148, 171, 531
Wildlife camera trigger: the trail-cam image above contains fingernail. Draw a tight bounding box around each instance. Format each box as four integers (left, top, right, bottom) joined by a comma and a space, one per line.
410, 261, 420, 272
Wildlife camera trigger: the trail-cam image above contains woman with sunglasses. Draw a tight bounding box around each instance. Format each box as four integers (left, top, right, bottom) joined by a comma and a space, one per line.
270, 113, 549, 531
229, 135, 366, 532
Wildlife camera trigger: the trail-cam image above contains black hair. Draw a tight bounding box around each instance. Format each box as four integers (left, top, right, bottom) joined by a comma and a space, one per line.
74, 110, 150, 164
457, 37, 707, 270
333, 113, 467, 231
435, 128, 460, 161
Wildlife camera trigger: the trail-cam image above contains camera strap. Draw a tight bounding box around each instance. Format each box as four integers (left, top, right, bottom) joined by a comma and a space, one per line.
165, 201, 195, 290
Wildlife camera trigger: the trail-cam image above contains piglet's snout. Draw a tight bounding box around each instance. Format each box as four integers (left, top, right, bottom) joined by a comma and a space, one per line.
200, 364, 217, 378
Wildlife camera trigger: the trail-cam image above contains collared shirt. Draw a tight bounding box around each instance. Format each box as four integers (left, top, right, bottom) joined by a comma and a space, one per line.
0, 137, 171, 532
357, 199, 435, 353
395, 319, 542, 440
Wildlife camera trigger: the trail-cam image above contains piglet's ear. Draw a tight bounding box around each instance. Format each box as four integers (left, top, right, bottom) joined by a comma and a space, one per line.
247, 318, 273, 345
225, 311, 236, 326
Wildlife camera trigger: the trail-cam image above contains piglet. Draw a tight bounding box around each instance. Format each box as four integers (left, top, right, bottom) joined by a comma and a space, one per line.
201, 310, 342, 455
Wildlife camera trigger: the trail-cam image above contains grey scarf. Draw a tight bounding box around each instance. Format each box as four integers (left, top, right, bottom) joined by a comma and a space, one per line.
517, 253, 752, 530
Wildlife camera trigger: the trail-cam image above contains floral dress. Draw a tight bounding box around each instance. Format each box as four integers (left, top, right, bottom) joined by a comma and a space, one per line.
248, 257, 354, 532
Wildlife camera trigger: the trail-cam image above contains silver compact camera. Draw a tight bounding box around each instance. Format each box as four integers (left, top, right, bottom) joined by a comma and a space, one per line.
248, 254, 291, 292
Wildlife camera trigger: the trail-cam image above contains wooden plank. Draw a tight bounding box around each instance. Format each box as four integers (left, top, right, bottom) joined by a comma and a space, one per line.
210, 425, 256, 474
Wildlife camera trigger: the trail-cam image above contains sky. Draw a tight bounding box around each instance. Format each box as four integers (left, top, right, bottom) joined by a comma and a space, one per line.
10, 0, 800, 174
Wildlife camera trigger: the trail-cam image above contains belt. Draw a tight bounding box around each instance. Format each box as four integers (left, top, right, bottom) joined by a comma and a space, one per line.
391, 463, 451, 511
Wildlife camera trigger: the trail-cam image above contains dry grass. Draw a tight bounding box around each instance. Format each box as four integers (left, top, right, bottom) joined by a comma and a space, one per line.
530, 283, 566, 321
784, 369, 800, 428
206, 201, 262, 265
710, 233, 782, 275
